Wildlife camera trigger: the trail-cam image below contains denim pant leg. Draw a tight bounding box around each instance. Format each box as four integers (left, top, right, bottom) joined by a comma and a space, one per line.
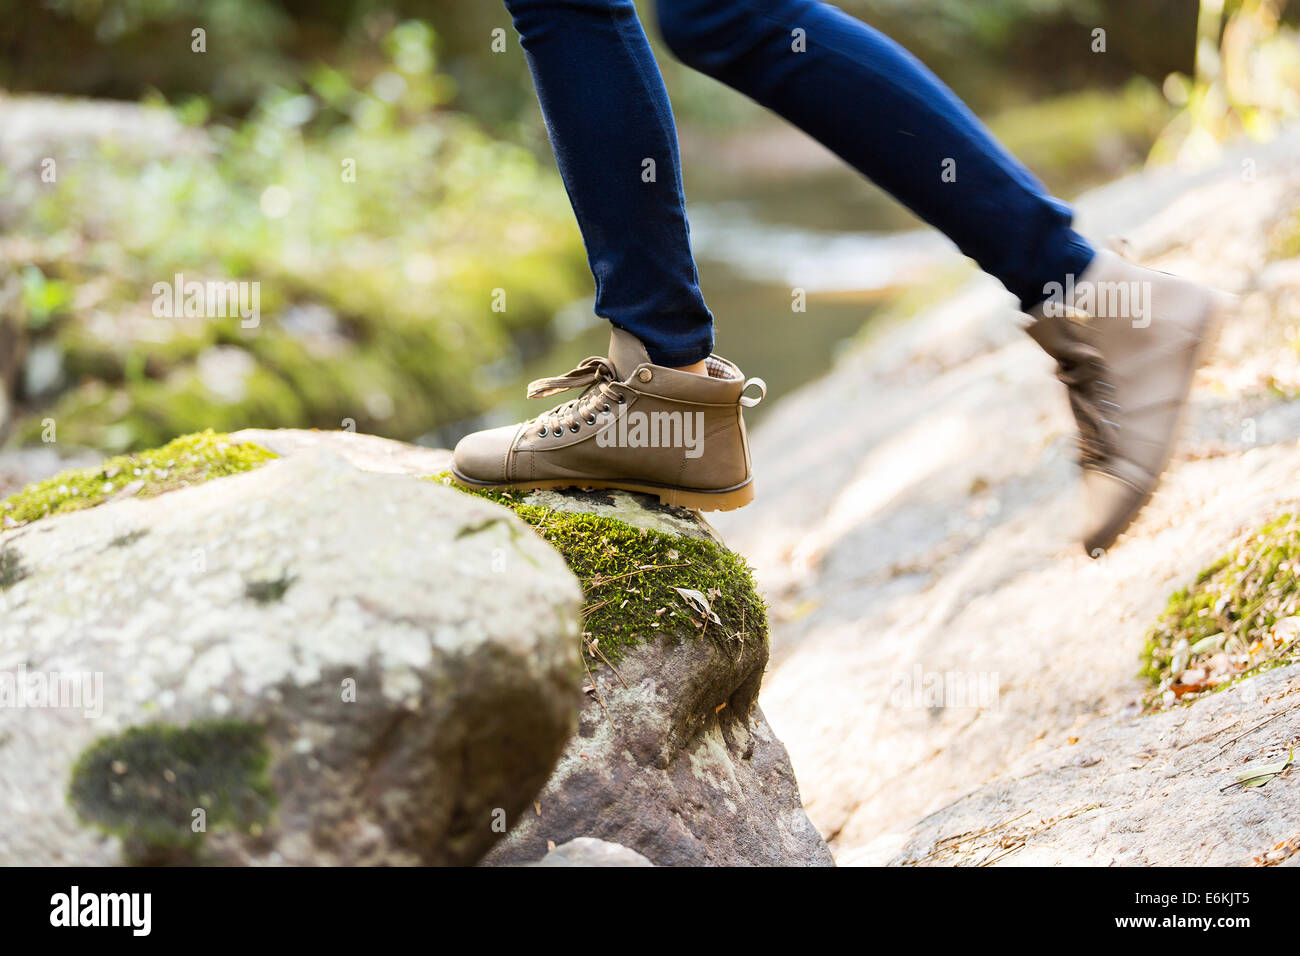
655, 0, 1095, 309
503, 0, 715, 365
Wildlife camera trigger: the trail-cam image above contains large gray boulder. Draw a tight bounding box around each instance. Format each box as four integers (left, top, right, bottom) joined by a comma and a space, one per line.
228, 432, 830, 865
0, 447, 582, 865
235, 431, 831, 865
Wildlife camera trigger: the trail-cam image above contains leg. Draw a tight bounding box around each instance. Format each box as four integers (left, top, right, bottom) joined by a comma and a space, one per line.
503, 0, 713, 366
654, 0, 1225, 555
654, 0, 1095, 308
453, 0, 762, 508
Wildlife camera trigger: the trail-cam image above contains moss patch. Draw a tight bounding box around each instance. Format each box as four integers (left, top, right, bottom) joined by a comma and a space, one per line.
0, 430, 275, 530
0, 545, 28, 590
435, 475, 768, 663
107, 530, 148, 549
68, 720, 275, 864
1142, 513, 1300, 708
245, 573, 295, 605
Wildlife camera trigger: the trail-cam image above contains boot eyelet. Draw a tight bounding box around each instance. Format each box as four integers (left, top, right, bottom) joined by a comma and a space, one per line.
537, 427, 547, 438
569, 423, 580, 433
637, 368, 652, 383
585, 414, 597, 425
602, 403, 611, 413
552, 428, 563, 438
615, 393, 625, 404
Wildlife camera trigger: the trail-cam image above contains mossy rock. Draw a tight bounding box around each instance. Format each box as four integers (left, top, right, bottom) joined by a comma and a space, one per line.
2, 426, 767, 668
1141, 513, 1300, 707
0, 429, 275, 529
434, 475, 768, 664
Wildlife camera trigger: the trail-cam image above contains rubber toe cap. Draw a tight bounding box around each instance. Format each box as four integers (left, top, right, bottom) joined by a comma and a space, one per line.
452, 424, 518, 483
1081, 469, 1147, 558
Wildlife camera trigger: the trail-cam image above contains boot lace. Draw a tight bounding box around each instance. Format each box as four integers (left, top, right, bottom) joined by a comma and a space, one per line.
1053, 346, 1119, 469
525, 356, 625, 436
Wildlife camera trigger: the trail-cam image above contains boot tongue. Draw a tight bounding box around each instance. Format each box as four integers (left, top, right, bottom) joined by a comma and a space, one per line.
608, 326, 652, 380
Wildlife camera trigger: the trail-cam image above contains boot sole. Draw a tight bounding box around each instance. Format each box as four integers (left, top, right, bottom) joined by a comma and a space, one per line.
1085, 292, 1227, 556
448, 470, 756, 512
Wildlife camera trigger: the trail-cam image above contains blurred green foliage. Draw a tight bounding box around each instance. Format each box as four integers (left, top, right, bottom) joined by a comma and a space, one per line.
1151, 0, 1300, 165
0, 0, 1240, 120
2, 0, 1295, 454
6, 19, 587, 450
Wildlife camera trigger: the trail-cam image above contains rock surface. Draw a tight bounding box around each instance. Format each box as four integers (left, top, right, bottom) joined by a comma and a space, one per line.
711, 126, 1300, 863
228, 427, 452, 478
532, 837, 653, 867
230, 428, 719, 541
0, 447, 582, 865
889, 662, 1300, 866
481, 506, 833, 866
242, 431, 828, 865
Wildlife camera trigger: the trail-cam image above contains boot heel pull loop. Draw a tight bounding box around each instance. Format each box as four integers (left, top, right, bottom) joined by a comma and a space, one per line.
740, 377, 767, 408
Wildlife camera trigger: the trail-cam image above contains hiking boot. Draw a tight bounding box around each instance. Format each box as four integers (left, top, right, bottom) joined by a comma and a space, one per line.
451, 328, 766, 511
1026, 249, 1223, 557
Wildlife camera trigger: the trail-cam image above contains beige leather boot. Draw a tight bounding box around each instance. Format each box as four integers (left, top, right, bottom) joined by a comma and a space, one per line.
452, 328, 766, 511
1026, 249, 1223, 556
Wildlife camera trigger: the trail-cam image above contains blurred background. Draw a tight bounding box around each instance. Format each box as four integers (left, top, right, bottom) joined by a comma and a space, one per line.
0, 0, 1297, 458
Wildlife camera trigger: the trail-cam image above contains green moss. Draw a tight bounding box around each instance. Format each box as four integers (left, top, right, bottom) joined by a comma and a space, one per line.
1141, 513, 1300, 707
434, 475, 768, 663
245, 573, 295, 605
107, 530, 148, 549
0, 546, 27, 590
0, 429, 275, 529
68, 720, 275, 864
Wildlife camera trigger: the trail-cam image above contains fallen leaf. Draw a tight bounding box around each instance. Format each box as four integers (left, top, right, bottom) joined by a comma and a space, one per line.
1231, 747, 1294, 789
673, 587, 721, 624
1189, 632, 1225, 656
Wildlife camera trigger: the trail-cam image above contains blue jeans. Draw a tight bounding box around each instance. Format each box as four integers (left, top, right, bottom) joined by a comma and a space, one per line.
503, 0, 1096, 366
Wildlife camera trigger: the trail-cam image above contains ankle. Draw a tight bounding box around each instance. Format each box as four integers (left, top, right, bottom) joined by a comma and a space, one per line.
671, 359, 709, 376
